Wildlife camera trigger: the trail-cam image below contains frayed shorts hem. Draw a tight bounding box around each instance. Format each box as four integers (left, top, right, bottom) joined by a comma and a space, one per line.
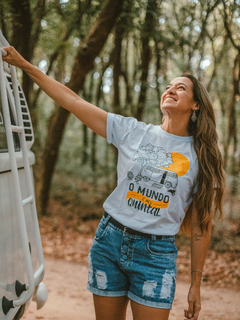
127, 291, 172, 310
87, 284, 172, 309
87, 283, 128, 297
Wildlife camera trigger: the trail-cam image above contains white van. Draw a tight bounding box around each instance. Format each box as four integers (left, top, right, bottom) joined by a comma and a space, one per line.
0, 30, 47, 320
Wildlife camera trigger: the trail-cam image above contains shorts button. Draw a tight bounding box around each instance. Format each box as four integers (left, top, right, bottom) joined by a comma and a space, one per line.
122, 245, 128, 250
122, 255, 127, 260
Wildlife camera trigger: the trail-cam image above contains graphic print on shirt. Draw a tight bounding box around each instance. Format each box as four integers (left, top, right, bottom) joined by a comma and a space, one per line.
126, 143, 190, 216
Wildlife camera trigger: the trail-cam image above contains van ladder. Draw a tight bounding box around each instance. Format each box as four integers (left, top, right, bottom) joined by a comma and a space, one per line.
0, 38, 45, 316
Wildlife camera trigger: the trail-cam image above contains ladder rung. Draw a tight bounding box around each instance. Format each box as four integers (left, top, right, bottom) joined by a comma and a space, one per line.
22, 195, 34, 207
11, 125, 24, 133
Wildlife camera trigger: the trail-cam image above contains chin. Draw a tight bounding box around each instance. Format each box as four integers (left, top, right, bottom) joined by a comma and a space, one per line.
161, 105, 175, 113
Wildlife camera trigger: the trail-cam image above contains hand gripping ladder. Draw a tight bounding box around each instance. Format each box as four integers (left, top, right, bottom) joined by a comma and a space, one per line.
0, 34, 45, 317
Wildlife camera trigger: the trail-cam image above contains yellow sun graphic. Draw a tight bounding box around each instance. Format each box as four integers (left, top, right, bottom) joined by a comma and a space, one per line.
159, 152, 190, 177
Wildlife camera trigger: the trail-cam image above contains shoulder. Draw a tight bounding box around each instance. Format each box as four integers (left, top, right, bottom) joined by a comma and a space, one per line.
108, 113, 148, 129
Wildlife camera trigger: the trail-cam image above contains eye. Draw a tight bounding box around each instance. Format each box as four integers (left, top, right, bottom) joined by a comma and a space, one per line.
165, 86, 170, 91
178, 86, 185, 90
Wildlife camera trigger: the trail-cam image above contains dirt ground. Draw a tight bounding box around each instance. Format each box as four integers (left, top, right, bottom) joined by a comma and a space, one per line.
20, 203, 240, 320
22, 256, 240, 320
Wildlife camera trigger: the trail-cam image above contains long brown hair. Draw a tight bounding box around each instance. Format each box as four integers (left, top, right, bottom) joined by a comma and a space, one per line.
180, 74, 225, 235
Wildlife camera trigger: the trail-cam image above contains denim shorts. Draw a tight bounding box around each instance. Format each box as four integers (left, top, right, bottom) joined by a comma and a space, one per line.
87, 214, 178, 309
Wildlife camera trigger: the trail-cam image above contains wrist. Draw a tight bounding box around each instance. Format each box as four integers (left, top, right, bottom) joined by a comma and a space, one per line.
21, 60, 33, 72
191, 269, 203, 286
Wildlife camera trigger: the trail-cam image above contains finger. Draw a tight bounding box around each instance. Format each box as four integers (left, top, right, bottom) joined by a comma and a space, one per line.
187, 301, 194, 319
192, 303, 201, 320
184, 309, 191, 319
2, 46, 25, 68
1, 46, 12, 62
2, 46, 12, 56
1, 48, 7, 57
191, 310, 200, 320
184, 310, 192, 319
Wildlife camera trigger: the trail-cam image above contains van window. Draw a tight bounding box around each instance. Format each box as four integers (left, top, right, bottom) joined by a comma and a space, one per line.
0, 89, 20, 153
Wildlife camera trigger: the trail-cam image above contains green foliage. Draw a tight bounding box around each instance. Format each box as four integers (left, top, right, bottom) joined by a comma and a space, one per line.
2, 0, 240, 217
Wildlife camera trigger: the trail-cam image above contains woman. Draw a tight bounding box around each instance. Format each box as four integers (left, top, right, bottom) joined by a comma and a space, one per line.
2, 46, 225, 320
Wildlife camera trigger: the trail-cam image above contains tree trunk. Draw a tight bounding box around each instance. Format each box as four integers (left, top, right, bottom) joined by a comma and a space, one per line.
224, 52, 240, 168
82, 125, 89, 165
37, 0, 125, 215
112, 17, 126, 183
10, 0, 46, 105
91, 132, 97, 171
135, 0, 157, 121
155, 41, 163, 121
0, 2, 7, 37
81, 74, 94, 165
113, 22, 123, 115
11, 0, 33, 104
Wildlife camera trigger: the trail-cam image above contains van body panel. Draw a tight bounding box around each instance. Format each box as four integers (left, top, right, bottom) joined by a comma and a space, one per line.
0, 151, 35, 173
0, 167, 39, 294
0, 29, 46, 319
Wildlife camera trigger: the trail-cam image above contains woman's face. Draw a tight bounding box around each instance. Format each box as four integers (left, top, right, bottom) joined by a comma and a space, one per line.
160, 77, 198, 117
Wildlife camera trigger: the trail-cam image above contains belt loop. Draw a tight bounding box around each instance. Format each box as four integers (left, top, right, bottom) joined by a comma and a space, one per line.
103, 212, 111, 227
151, 235, 156, 242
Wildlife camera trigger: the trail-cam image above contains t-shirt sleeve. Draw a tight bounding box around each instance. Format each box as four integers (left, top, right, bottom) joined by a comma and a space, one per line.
107, 113, 139, 148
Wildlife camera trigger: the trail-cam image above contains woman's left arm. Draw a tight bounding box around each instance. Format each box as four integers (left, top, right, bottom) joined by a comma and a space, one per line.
184, 195, 212, 320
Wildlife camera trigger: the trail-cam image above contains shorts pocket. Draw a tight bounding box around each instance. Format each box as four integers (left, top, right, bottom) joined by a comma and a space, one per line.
146, 239, 177, 257
94, 217, 109, 241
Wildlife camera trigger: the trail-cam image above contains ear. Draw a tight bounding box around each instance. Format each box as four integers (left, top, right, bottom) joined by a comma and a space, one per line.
192, 103, 199, 111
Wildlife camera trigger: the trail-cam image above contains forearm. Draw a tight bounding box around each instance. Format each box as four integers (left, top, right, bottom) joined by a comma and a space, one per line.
22, 60, 79, 111
184, 200, 211, 319
3, 46, 108, 138
23, 61, 107, 136
191, 216, 211, 286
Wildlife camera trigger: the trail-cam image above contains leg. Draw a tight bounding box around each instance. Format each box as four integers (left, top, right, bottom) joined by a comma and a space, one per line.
93, 294, 129, 320
131, 300, 170, 320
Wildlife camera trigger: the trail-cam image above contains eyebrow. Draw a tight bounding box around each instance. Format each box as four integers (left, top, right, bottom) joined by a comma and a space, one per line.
168, 82, 188, 88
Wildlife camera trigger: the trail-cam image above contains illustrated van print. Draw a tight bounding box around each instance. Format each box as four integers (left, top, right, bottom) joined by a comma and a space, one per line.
128, 143, 190, 196
138, 166, 178, 195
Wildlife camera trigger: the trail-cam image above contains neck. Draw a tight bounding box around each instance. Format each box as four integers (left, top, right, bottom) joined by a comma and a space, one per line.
161, 116, 190, 136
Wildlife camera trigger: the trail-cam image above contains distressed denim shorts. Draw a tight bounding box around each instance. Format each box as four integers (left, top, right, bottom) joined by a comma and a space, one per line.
87, 214, 178, 309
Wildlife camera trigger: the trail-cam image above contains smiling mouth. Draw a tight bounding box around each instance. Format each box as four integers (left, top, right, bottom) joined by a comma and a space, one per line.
165, 96, 176, 101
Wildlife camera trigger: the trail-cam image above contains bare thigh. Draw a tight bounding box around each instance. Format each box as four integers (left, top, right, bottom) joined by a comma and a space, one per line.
131, 300, 170, 320
93, 294, 129, 320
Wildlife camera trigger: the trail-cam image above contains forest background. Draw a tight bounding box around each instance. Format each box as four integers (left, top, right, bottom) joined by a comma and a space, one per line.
1, 0, 240, 289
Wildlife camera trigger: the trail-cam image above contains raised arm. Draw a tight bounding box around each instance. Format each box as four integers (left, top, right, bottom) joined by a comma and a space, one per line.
184, 196, 211, 320
2, 46, 107, 138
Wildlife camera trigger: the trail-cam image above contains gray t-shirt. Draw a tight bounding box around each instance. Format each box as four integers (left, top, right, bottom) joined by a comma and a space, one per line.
103, 113, 198, 235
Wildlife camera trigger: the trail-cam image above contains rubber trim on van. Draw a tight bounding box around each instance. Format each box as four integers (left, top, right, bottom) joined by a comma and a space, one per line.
0, 167, 24, 175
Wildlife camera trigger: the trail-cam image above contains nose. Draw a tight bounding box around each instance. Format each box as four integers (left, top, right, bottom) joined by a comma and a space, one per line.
166, 86, 176, 94
161, 86, 176, 103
